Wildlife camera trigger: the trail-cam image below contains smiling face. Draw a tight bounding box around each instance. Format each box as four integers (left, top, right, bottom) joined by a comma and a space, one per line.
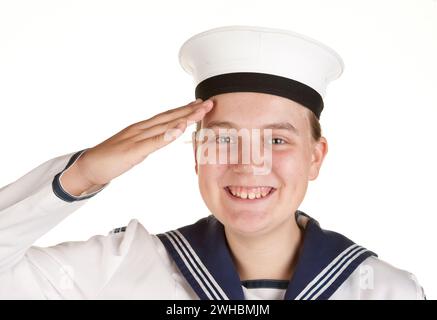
193, 92, 327, 237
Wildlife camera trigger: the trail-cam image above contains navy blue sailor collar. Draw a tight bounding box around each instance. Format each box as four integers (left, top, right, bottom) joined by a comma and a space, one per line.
156, 211, 377, 300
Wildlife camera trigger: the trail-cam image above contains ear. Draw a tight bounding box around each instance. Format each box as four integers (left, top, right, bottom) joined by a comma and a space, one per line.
192, 131, 198, 175
308, 136, 328, 180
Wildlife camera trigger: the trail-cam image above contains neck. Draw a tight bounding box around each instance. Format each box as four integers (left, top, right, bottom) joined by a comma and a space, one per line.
225, 216, 304, 281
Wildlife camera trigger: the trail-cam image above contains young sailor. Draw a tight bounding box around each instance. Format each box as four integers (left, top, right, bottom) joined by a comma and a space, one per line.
0, 26, 425, 299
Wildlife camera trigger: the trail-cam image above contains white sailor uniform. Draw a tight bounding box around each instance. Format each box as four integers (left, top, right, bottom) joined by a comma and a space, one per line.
0, 150, 426, 300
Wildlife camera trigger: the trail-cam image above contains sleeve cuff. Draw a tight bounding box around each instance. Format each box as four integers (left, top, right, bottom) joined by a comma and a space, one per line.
52, 149, 109, 202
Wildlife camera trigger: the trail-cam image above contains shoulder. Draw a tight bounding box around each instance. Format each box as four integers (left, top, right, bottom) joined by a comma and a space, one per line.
333, 255, 426, 300
107, 219, 162, 254
108, 220, 173, 264
33, 219, 157, 260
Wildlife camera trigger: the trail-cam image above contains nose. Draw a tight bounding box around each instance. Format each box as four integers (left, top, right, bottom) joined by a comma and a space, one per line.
229, 133, 272, 175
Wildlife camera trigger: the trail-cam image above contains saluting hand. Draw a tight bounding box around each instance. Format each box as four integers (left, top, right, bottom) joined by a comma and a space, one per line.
60, 98, 213, 196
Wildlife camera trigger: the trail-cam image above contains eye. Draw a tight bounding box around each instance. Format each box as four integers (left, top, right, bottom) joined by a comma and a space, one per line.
268, 137, 286, 145
216, 135, 237, 144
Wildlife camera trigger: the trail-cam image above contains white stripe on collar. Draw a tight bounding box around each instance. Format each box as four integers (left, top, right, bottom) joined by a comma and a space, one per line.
162, 232, 217, 299
296, 244, 368, 299
309, 247, 369, 300
171, 230, 229, 300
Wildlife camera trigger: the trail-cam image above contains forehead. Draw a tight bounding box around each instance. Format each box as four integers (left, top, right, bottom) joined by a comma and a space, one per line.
202, 92, 309, 129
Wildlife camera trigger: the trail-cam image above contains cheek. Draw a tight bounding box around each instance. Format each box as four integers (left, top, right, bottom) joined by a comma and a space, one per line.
272, 149, 312, 188
197, 164, 227, 197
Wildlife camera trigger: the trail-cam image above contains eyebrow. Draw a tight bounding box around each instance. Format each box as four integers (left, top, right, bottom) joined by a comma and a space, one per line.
204, 120, 299, 135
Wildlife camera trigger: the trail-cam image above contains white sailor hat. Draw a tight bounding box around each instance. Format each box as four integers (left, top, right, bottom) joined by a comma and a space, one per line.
179, 25, 344, 119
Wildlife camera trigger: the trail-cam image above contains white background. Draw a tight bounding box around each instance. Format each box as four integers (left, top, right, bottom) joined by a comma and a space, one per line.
0, 0, 436, 298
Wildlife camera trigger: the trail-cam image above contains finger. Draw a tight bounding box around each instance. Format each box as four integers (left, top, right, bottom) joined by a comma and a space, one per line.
135, 121, 188, 156
113, 99, 207, 143
132, 102, 213, 142
133, 106, 210, 142
137, 99, 211, 129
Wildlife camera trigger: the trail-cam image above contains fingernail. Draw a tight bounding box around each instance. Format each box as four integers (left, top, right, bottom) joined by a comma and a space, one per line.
171, 123, 185, 139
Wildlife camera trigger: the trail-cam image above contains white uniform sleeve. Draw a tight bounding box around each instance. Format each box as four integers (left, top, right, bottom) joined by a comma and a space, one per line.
0, 150, 112, 299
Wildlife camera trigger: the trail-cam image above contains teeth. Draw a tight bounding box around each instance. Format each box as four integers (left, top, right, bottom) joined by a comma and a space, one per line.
227, 186, 273, 200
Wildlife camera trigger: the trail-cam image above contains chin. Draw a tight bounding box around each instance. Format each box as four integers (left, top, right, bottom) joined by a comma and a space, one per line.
219, 209, 273, 236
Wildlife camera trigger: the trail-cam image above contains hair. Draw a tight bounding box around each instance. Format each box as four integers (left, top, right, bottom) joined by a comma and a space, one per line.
195, 109, 322, 141
306, 109, 322, 141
